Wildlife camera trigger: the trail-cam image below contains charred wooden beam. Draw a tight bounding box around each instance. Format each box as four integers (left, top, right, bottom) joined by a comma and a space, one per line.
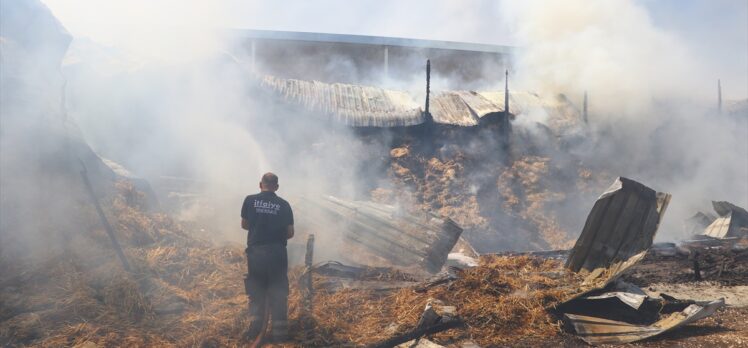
583, 90, 588, 123
300, 234, 315, 329
79, 163, 131, 272
500, 69, 511, 153
369, 306, 464, 348
424, 59, 433, 123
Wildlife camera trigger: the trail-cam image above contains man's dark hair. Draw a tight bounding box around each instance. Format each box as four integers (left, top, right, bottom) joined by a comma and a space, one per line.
261, 172, 279, 187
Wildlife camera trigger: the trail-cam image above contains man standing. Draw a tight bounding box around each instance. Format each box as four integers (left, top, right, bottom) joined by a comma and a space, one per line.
241, 172, 294, 342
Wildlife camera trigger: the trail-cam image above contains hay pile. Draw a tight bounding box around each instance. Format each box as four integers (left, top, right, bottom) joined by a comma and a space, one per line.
497, 156, 608, 250
293, 255, 583, 347
381, 144, 609, 251
1, 180, 584, 347
0, 180, 252, 347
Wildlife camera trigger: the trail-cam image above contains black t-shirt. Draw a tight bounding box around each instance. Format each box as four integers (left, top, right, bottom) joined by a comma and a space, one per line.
241, 191, 294, 246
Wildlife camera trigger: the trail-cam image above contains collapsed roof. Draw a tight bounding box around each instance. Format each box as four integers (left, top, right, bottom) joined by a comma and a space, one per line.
294, 195, 463, 274
565, 177, 671, 288
703, 201, 748, 239
557, 177, 728, 345
260, 75, 423, 127
259, 75, 582, 130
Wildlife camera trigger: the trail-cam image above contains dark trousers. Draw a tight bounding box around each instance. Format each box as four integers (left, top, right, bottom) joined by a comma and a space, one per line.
245, 244, 289, 323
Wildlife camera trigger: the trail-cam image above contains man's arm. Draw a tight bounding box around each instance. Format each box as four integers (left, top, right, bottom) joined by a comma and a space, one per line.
241, 196, 252, 232
285, 202, 294, 239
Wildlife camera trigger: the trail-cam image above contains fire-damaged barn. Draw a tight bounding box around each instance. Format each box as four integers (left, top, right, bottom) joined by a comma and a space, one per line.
3, 2, 748, 348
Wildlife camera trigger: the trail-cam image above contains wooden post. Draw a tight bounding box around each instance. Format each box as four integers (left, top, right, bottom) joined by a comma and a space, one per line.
504, 69, 509, 119
500, 69, 511, 153
717, 79, 722, 114
80, 164, 131, 272
301, 234, 315, 331
305, 234, 315, 299
583, 90, 589, 123
424, 59, 431, 122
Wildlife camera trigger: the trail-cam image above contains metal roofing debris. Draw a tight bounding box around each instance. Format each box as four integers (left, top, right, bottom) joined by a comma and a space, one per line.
557, 178, 726, 345
429, 92, 481, 126
294, 196, 463, 274
258, 75, 583, 129
563, 298, 725, 345
230, 29, 514, 54
478, 90, 538, 116
704, 201, 748, 239
684, 211, 717, 236
565, 177, 671, 288
581, 279, 647, 310
260, 75, 424, 127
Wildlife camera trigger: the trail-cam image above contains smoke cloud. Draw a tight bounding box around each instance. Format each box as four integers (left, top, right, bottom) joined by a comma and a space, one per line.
11, 0, 747, 257
500, 0, 748, 240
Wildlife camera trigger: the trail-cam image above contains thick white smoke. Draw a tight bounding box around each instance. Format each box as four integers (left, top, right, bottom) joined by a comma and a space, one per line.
38, 0, 748, 246
40, 0, 381, 249
501, 0, 748, 240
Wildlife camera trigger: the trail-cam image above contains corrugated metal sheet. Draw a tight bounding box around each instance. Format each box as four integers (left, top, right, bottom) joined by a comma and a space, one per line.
478, 91, 583, 134
703, 201, 748, 238
431, 90, 582, 129
454, 91, 501, 116
684, 211, 716, 236
294, 195, 463, 274
565, 177, 671, 288
429, 92, 478, 126
477, 90, 536, 116
564, 299, 725, 345
260, 75, 582, 129
557, 178, 725, 345
260, 75, 424, 127
231, 29, 514, 54
704, 216, 732, 238
429, 91, 505, 126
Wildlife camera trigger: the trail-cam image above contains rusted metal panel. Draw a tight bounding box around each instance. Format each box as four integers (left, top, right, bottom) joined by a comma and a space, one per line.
260, 75, 424, 127
704, 201, 748, 239
564, 298, 725, 345
294, 196, 463, 274
565, 177, 671, 288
